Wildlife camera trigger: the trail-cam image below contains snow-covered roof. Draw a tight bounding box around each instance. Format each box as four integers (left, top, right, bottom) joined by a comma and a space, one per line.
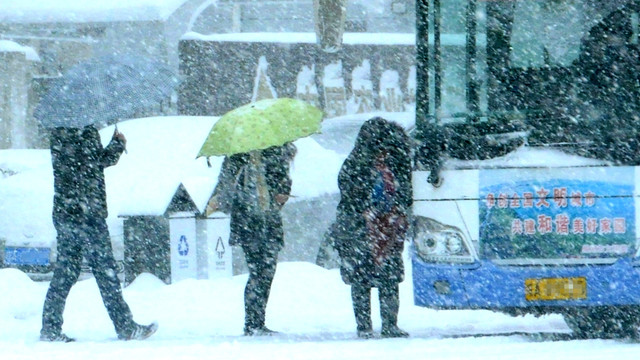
182, 32, 414, 46
105, 116, 221, 217
104, 114, 357, 216
0, 0, 190, 24
0, 40, 39, 61
181, 32, 486, 47
0, 112, 409, 246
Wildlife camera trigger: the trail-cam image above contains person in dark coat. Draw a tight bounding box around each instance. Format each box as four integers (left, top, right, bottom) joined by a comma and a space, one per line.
329, 117, 413, 339
206, 143, 295, 336
573, 7, 640, 165
40, 125, 157, 342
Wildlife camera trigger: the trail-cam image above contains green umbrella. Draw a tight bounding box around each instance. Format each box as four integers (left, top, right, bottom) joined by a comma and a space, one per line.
198, 98, 323, 157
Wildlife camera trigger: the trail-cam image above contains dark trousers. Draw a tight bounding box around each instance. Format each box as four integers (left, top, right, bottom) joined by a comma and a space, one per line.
41, 217, 134, 336
242, 243, 279, 330
351, 282, 400, 331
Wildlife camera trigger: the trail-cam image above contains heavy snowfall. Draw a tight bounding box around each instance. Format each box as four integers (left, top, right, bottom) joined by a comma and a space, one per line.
0, 115, 636, 359
2, 0, 640, 359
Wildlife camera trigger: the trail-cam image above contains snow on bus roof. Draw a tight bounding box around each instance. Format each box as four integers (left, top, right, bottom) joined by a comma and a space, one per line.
446, 146, 609, 170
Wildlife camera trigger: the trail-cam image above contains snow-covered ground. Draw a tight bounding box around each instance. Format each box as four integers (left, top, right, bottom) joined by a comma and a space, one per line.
4, 259, 640, 360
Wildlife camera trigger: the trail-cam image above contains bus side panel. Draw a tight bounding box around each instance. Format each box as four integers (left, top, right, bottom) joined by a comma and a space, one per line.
460, 259, 640, 308
413, 256, 640, 309
636, 166, 640, 256
412, 257, 471, 307
412, 166, 640, 309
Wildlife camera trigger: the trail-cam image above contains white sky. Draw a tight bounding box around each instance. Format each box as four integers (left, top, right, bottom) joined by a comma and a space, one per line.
1, 1, 634, 357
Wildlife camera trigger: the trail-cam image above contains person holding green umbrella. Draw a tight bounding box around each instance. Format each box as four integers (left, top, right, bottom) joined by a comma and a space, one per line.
202, 98, 322, 335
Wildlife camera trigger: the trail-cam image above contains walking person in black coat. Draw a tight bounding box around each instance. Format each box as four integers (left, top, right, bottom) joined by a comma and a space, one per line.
40, 125, 157, 342
329, 117, 413, 339
206, 143, 296, 336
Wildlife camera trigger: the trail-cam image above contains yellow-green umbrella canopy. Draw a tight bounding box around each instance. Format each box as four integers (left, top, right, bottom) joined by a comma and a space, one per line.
198, 98, 323, 157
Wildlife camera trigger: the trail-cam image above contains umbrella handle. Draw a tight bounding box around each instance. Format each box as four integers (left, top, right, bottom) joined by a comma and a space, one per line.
114, 124, 128, 154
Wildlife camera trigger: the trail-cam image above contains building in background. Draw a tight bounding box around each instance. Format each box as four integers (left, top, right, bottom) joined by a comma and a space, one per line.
0, 0, 204, 148
191, 0, 414, 34
0, 40, 40, 148
0, 0, 414, 149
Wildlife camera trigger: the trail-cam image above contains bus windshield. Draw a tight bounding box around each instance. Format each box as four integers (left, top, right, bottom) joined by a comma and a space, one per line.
424, 0, 640, 165
510, 0, 626, 67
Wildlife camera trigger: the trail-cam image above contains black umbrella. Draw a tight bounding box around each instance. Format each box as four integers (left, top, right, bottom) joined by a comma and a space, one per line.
34, 54, 179, 128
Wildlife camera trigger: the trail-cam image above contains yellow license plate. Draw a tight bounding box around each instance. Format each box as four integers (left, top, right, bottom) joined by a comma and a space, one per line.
525, 277, 587, 301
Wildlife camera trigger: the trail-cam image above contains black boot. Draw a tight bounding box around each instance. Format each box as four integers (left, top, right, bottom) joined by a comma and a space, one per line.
352, 284, 374, 338
244, 326, 279, 336
242, 244, 278, 336
380, 284, 409, 338
381, 324, 409, 338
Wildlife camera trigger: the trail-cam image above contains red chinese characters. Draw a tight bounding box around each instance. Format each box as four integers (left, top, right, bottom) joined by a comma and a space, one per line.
536, 188, 550, 208
484, 187, 596, 210
509, 215, 627, 236
490, 187, 628, 236
553, 188, 568, 208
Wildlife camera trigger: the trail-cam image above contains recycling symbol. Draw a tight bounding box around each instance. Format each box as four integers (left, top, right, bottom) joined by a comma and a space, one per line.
215, 237, 226, 259
178, 235, 189, 256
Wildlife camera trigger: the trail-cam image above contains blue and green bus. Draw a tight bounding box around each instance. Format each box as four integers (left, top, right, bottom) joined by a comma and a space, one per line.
410, 0, 640, 338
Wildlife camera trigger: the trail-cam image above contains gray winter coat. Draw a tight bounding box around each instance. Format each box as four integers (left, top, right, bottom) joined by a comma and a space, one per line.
212, 144, 294, 250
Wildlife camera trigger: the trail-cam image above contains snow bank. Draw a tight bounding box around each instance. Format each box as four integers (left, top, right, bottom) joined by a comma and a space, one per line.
102, 116, 220, 216
0, 260, 579, 360
0, 150, 54, 247
0, 40, 40, 61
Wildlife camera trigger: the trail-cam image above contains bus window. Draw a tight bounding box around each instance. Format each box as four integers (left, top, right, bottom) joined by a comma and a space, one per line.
452, 1, 638, 158
416, 0, 640, 172
433, 0, 477, 118
633, 11, 639, 44
510, 0, 590, 68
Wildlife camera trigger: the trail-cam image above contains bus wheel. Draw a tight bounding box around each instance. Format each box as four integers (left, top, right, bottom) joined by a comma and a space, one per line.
563, 306, 640, 339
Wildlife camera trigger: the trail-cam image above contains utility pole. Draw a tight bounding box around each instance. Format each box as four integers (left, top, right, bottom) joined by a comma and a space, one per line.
313, 0, 346, 53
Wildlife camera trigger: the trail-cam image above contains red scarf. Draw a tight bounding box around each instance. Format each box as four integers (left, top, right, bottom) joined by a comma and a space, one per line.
368, 162, 405, 265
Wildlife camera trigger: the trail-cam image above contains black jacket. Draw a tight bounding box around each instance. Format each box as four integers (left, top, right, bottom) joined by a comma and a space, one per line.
329, 117, 413, 286
213, 144, 294, 249
50, 126, 125, 222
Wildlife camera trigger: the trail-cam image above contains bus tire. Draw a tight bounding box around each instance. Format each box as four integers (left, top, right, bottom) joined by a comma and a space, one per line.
563, 306, 640, 339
